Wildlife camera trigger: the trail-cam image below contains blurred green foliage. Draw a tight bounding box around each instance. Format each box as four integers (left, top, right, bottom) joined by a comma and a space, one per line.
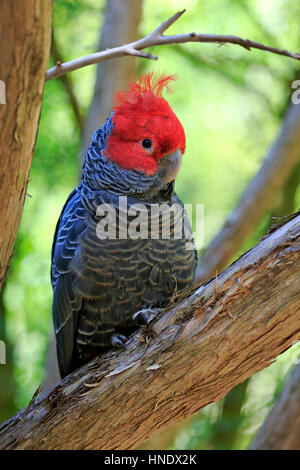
1, 0, 300, 449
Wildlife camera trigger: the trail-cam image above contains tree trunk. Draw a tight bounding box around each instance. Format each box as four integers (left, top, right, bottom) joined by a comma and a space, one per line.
0, 0, 52, 291
0, 213, 299, 450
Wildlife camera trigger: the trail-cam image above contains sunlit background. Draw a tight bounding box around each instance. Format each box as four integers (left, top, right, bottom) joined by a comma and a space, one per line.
1, 0, 300, 449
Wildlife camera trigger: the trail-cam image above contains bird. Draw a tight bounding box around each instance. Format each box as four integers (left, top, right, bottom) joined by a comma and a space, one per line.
51, 73, 197, 378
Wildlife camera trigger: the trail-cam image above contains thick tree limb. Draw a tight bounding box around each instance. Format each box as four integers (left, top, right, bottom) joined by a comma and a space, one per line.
250, 364, 300, 450
195, 102, 300, 284
0, 214, 299, 450
0, 1, 52, 291
46, 10, 300, 81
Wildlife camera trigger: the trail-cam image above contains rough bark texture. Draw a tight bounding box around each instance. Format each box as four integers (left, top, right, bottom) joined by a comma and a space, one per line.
0, 214, 299, 450
250, 364, 300, 450
0, 0, 52, 291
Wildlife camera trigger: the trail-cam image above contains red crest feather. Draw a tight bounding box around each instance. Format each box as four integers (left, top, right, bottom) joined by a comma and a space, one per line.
106, 72, 185, 175
113, 73, 176, 113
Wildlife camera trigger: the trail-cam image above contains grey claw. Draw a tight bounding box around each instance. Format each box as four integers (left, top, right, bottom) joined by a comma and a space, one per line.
111, 334, 127, 350
132, 308, 163, 326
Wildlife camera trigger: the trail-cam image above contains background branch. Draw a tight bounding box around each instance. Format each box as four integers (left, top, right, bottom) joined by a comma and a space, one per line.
46, 10, 300, 81
195, 102, 300, 284
250, 364, 300, 450
51, 33, 84, 134
0, 213, 299, 450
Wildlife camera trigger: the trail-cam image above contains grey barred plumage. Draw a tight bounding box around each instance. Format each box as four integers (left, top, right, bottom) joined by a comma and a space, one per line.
51, 76, 197, 378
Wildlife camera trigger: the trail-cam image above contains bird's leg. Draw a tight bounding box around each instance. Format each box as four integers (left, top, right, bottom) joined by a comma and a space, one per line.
132, 307, 164, 326
111, 334, 127, 350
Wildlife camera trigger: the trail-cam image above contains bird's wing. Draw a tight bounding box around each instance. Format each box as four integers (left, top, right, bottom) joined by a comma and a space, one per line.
51, 186, 87, 377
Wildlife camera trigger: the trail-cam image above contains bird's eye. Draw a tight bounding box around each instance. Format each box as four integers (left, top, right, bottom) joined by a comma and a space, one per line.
141, 139, 152, 149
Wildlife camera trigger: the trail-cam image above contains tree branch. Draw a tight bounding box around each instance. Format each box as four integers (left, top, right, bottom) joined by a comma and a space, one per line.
0, 213, 299, 450
195, 102, 300, 284
46, 10, 300, 81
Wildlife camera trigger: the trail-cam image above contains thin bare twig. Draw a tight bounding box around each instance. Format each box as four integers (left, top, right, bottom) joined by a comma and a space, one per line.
46, 10, 300, 81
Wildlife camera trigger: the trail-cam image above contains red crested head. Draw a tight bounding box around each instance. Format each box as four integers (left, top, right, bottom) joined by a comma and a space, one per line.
104, 73, 186, 178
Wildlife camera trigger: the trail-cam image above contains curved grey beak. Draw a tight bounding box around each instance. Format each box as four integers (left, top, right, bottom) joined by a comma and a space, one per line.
158, 149, 182, 183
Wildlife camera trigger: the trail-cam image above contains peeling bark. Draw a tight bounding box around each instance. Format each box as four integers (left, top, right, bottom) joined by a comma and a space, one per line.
0, 214, 299, 450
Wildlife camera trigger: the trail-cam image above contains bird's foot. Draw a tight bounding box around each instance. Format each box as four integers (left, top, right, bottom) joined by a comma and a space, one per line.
132, 307, 163, 326
111, 334, 127, 350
